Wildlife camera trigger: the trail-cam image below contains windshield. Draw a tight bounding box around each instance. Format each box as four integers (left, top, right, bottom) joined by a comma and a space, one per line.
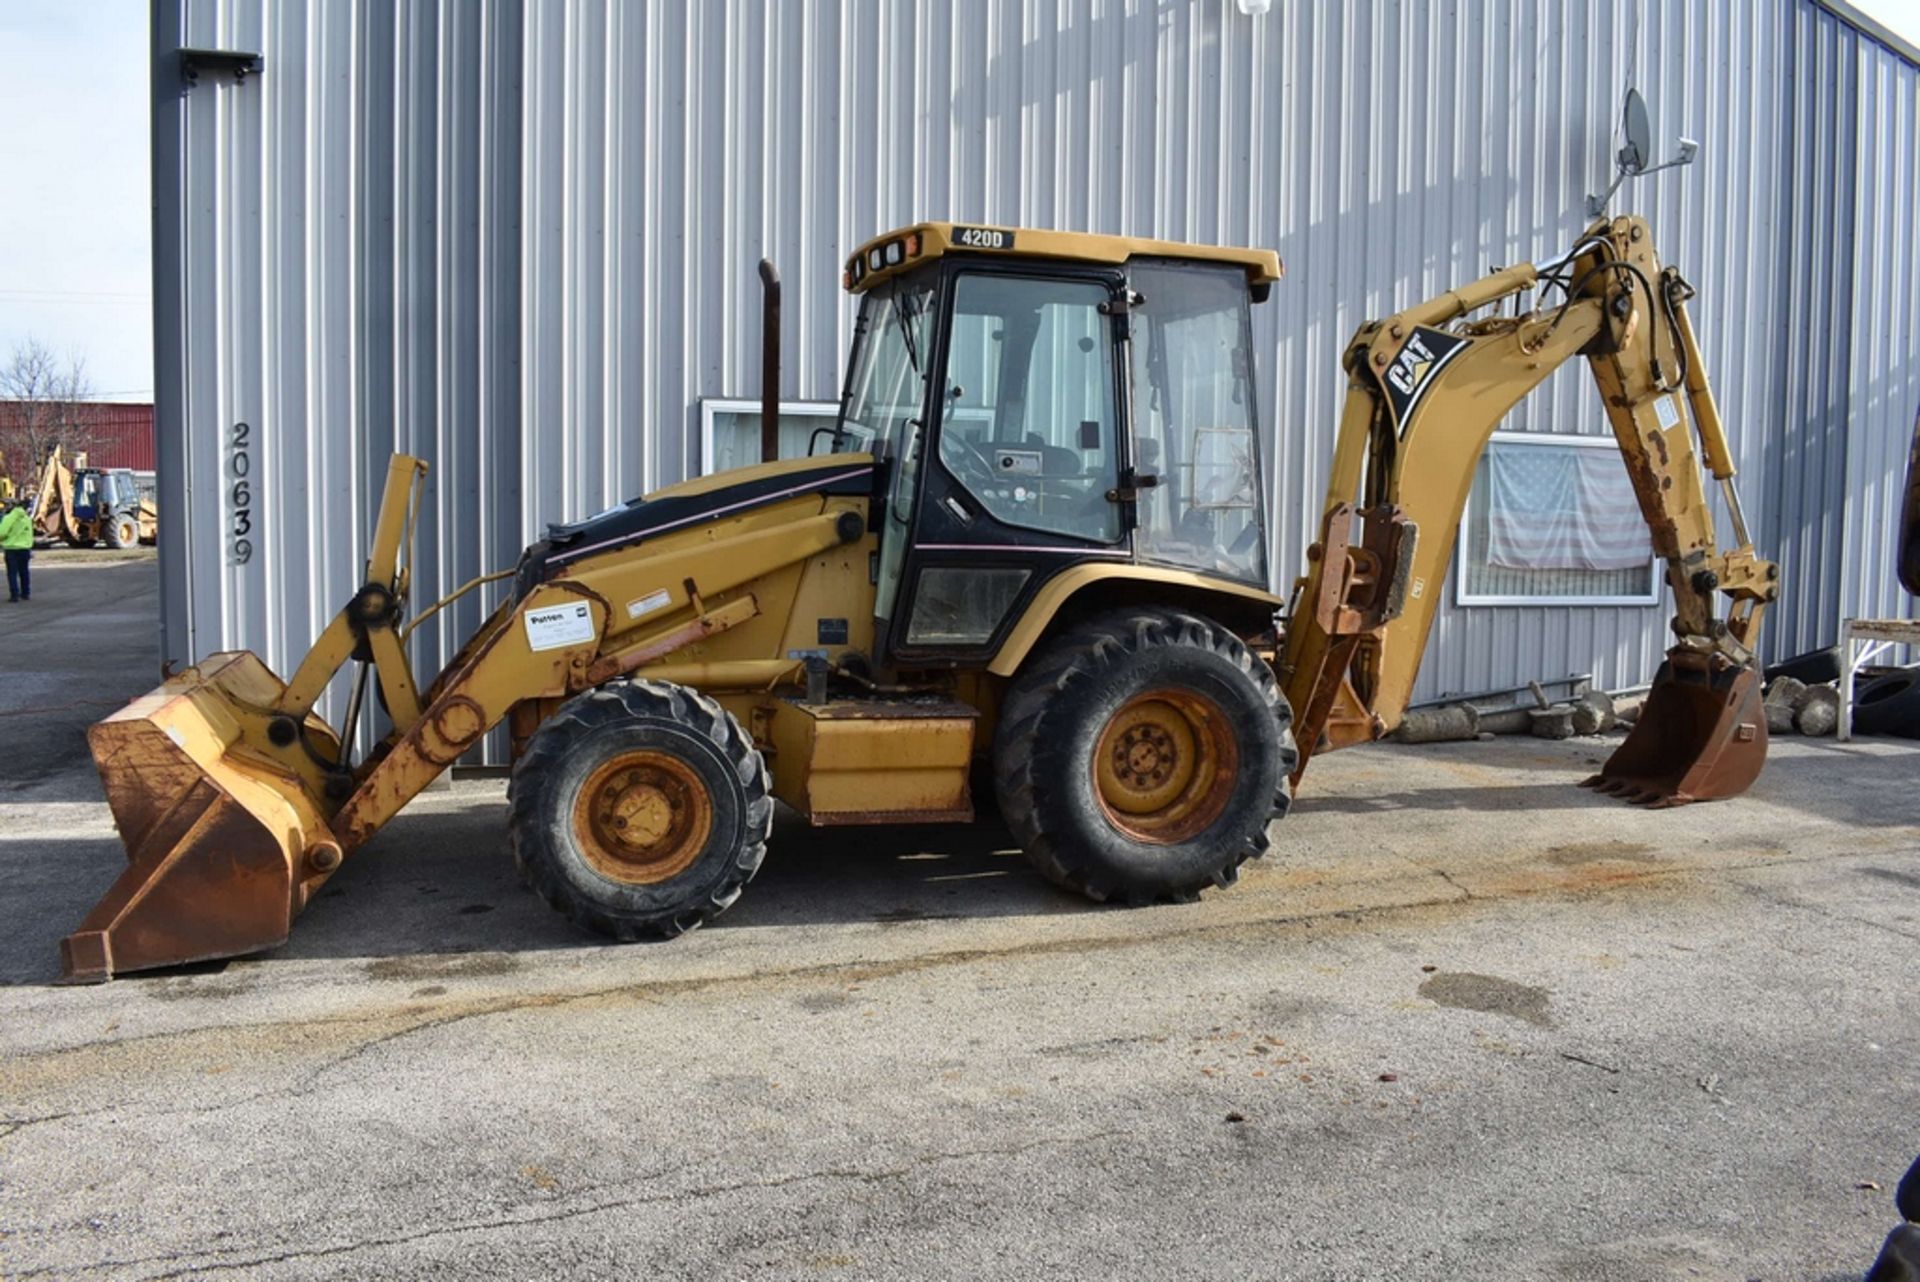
831, 273, 936, 458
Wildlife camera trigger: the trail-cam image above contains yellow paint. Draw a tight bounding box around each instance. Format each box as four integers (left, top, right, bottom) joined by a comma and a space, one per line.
765, 701, 975, 824
1281, 215, 1777, 767
641, 452, 873, 502
846, 222, 1282, 294
988, 564, 1283, 677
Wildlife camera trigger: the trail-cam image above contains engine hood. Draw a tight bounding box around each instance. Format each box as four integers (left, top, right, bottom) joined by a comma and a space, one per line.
517, 453, 876, 591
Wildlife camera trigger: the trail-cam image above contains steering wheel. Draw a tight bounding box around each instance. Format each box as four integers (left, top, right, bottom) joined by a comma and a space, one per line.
948, 435, 1003, 487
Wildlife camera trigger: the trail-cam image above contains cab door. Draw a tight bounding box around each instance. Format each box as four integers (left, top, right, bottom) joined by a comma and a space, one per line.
885, 265, 1131, 664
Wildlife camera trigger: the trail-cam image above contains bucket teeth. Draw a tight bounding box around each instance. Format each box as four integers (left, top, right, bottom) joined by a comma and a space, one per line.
1580, 658, 1767, 810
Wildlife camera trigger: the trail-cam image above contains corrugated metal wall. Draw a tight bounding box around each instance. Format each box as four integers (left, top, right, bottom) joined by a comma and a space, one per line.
153, 0, 1920, 744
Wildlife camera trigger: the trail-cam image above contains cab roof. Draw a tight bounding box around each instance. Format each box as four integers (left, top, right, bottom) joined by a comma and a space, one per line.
843, 222, 1283, 295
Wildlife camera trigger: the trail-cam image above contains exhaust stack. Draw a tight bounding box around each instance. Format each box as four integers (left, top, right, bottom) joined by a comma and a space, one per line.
759, 258, 781, 464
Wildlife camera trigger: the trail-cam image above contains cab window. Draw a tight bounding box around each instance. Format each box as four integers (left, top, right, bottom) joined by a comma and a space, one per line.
937, 274, 1120, 544
839, 274, 936, 623
1127, 261, 1267, 585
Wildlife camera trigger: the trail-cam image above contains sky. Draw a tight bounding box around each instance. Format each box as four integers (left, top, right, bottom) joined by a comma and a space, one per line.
0, 0, 150, 399
0, 0, 1915, 406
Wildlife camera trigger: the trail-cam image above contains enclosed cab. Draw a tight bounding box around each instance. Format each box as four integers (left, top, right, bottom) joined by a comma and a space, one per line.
831, 224, 1286, 674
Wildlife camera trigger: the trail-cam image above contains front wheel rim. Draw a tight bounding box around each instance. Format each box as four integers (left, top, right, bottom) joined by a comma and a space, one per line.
572, 750, 713, 885
1092, 687, 1239, 844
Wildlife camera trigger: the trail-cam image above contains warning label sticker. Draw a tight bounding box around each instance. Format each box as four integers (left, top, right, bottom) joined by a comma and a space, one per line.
523, 601, 596, 652
627, 589, 672, 620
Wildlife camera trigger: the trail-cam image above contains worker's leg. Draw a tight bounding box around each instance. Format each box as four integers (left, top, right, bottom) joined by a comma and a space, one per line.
4, 550, 20, 601
17, 549, 27, 601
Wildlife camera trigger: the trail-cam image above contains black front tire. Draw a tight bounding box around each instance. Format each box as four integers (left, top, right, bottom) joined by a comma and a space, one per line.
993, 608, 1297, 905
106, 514, 137, 549
508, 679, 772, 940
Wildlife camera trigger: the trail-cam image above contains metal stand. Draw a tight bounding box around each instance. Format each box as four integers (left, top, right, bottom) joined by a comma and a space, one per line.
1838, 618, 1920, 741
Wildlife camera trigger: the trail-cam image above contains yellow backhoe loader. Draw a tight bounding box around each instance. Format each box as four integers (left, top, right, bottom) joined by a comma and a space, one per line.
15, 445, 157, 549
63, 212, 1776, 981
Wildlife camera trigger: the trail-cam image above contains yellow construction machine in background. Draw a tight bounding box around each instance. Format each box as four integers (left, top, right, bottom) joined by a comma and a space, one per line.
63, 211, 1776, 981
10, 445, 158, 549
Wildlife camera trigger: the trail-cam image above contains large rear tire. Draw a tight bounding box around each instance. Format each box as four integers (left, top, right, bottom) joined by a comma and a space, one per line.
106, 513, 138, 549
508, 679, 772, 940
993, 608, 1296, 905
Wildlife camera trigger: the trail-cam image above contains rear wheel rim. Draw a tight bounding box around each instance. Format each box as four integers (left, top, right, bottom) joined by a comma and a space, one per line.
572, 750, 713, 885
1092, 687, 1239, 844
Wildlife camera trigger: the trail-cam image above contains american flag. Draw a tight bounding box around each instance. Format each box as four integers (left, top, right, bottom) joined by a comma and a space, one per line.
1485, 444, 1652, 572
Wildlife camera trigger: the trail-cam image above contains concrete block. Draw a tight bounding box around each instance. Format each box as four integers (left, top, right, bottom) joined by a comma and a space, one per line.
1393, 704, 1479, 744
1794, 685, 1840, 737
1475, 706, 1535, 736
1765, 675, 1807, 708
1765, 700, 1797, 735
1569, 690, 1617, 735
1529, 705, 1577, 739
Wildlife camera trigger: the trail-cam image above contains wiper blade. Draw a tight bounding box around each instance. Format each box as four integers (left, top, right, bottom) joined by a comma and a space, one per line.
894, 287, 925, 375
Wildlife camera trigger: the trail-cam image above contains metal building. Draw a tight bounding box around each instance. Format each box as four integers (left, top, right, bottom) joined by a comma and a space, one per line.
152, 0, 1920, 747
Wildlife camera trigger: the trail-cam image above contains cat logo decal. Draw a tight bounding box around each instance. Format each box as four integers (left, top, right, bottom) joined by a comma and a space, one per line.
1382, 326, 1470, 435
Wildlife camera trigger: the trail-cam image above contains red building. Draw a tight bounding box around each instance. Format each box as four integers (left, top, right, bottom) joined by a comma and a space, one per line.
0, 400, 155, 474
74, 402, 156, 471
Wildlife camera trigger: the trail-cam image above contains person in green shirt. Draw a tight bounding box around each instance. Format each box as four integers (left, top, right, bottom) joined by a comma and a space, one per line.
0, 498, 33, 602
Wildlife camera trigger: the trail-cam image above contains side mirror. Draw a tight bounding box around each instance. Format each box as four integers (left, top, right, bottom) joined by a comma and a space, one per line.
1589, 87, 1700, 215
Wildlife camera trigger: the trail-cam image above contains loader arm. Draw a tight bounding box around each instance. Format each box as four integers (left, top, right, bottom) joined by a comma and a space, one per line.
1280, 215, 1777, 804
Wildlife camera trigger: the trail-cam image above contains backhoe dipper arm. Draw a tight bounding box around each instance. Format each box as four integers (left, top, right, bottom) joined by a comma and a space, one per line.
1280, 215, 1777, 804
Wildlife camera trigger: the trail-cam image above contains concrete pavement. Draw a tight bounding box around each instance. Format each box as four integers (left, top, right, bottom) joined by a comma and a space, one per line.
1, 557, 1916, 1279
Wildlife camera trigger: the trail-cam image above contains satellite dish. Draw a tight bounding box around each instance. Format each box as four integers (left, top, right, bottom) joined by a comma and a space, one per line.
1619, 88, 1651, 176
1588, 86, 1700, 215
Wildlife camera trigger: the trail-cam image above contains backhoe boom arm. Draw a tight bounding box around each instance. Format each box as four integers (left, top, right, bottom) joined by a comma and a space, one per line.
1280, 215, 1777, 803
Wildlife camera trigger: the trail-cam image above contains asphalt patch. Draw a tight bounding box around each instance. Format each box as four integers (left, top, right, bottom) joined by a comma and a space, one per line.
1418, 970, 1554, 1027
364, 951, 520, 982
1545, 840, 1659, 867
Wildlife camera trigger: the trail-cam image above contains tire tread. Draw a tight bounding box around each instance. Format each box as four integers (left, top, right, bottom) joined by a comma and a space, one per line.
507, 679, 771, 941
993, 607, 1297, 904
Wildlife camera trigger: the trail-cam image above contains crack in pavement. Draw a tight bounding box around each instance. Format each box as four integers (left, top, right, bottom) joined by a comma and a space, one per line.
0, 843, 1838, 1150
14, 841, 1800, 1059
11, 1129, 1127, 1281
1727, 874, 1920, 945
0, 1111, 74, 1140
1430, 867, 1477, 901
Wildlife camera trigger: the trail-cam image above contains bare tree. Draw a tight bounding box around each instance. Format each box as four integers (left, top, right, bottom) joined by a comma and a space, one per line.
0, 337, 98, 483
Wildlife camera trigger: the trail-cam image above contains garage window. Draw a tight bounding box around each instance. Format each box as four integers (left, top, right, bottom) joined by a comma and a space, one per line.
700, 399, 841, 473
1457, 433, 1659, 605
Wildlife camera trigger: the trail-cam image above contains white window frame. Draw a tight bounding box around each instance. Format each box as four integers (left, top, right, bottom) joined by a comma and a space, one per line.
1454, 430, 1662, 608
698, 398, 842, 473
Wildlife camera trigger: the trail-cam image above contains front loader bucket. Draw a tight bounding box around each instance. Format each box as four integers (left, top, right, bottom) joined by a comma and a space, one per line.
62, 652, 343, 983
1582, 657, 1766, 807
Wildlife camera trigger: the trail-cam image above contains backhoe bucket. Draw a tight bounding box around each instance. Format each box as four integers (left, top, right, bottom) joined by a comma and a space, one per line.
1582, 657, 1766, 807
62, 652, 343, 983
